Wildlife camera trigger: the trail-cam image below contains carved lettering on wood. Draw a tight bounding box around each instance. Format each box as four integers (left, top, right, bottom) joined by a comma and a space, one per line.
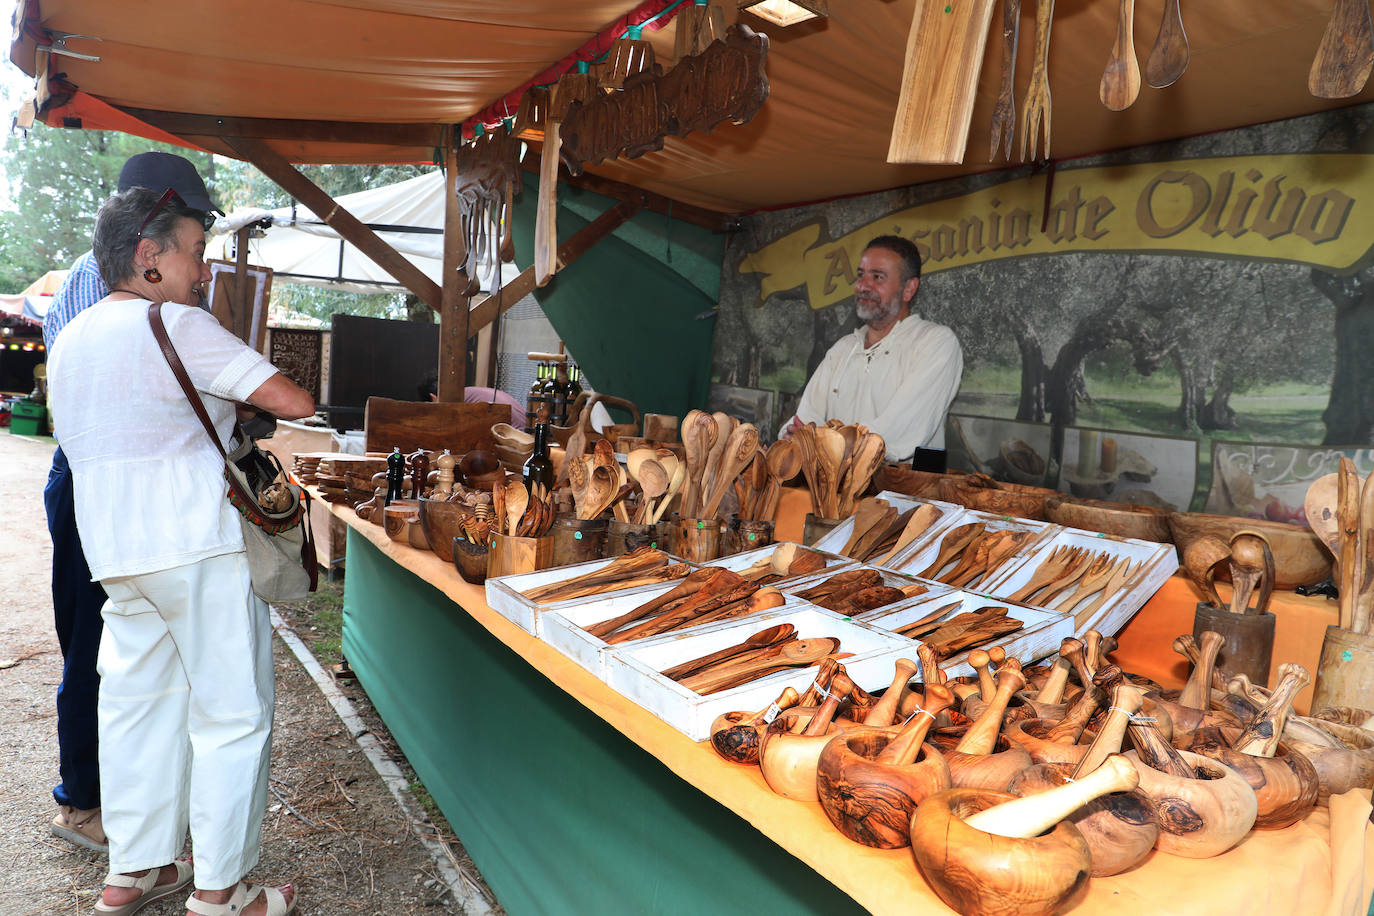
558, 24, 769, 175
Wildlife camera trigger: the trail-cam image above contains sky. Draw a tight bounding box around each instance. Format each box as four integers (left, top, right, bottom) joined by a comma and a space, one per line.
1, 0, 59, 210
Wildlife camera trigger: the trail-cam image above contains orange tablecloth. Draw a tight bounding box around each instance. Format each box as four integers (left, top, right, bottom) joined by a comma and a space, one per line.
332, 498, 1373, 916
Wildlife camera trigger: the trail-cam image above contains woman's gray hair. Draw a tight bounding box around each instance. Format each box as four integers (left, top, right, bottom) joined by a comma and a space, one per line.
93, 187, 202, 289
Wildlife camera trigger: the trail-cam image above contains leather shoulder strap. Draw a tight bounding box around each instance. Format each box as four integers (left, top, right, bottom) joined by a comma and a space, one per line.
147, 300, 227, 458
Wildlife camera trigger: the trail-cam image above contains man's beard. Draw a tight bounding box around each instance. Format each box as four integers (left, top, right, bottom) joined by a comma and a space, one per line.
855, 293, 900, 324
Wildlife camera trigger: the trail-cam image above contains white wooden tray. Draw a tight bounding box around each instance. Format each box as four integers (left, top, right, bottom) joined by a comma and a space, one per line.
698, 542, 855, 584
860, 590, 1074, 681
604, 606, 914, 741
781, 564, 957, 621
980, 527, 1179, 638
808, 490, 965, 561
484, 554, 693, 635
885, 511, 1059, 585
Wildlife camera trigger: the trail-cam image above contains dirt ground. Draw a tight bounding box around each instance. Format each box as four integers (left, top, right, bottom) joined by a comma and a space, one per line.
0, 428, 501, 916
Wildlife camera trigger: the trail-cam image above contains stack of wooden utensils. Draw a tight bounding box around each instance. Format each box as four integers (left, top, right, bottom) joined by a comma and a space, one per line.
791, 421, 887, 520
664, 624, 846, 696
678, 410, 763, 519
1304, 458, 1374, 634
794, 568, 928, 616
521, 547, 689, 605
1005, 545, 1140, 620
493, 478, 556, 539
891, 601, 1025, 657
838, 498, 944, 564
915, 521, 1031, 587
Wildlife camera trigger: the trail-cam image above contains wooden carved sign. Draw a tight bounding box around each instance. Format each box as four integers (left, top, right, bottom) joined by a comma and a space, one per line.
455, 126, 523, 296
558, 24, 769, 175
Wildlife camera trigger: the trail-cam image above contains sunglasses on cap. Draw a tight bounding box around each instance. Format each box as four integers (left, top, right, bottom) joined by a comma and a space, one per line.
135, 188, 217, 240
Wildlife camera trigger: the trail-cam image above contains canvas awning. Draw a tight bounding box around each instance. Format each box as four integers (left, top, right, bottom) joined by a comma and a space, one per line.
11, 1, 1374, 215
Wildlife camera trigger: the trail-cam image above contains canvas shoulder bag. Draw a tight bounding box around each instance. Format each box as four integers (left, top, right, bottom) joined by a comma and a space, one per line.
148, 301, 318, 602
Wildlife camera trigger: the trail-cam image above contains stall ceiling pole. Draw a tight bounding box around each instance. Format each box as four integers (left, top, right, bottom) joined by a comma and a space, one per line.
223, 136, 448, 313
120, 106, 446, 150
438, 131, 469, 403
466, 199, 642, 338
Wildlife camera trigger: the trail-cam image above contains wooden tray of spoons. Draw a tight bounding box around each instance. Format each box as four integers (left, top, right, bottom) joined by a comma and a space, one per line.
808, 490, 965, 564
604, 606, 913, 741
885, 510, 1058, 586
979, 526, 1179, 637
780, 564, 955, 619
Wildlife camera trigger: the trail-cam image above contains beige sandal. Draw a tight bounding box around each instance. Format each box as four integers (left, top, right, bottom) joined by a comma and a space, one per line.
93, 859, 194, 916
52, 805, 108, 853
186, 882, 296, 916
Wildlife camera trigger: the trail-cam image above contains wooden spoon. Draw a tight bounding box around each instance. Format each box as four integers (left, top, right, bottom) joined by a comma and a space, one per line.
681, 638, 842, 695
649, 460, 687, 525
503, 479, 528, 538
634, 459, 669, 524
1309, 0, 1374, 99
1143, 0, 1188, 89
662, 623, 798, 681
872, 503, 943, 566
814, 426, 847, 517
580, 464, 618, 520
702, 424, 760, 519
917, 522, 985, 580
842, 498, 892, 557
838, 433, 887, 518
1100, 0, 1140, 110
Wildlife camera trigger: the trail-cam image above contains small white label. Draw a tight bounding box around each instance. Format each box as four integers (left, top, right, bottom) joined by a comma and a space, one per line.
762, 702, 783, 724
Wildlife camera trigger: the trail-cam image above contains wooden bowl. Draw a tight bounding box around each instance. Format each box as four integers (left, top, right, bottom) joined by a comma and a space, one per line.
1045, 496, 1172, 543
451, 536, 489, 585
1124, 748, 1258, 857
937, 474, 1059, 521
417, 497, 470, 564
1174, 726, 1319, 829
759, 712, 842, 802
873, 463, 951, 498
1000, 438, 1048, 486
710, 712, 769, 766
1283, 720, 1374, 803
1004, 719, 1094, 767
928, 733, 1033, 791
382, 502, 418, 542
1166, 512, 1332, 589
910, 788, 1092, 916
1007, 762, 1159, 877
815, 730, 951, 849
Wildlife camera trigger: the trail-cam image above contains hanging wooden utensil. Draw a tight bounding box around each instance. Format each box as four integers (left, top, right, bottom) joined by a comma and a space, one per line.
1309, 0, 1374, 99
1354, 468, 1374, 633
888, 0, 1000, 164
535, 64, 596, 287
1337, 457, 1361, 631
989, 0, 1021, 161
1019, 0, 1055, 161
1143, 0, 1188, 88
1100, 0, 1140, 110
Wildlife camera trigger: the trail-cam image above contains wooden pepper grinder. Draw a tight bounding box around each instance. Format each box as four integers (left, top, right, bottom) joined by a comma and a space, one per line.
409, 449, 430, 501
435, 450, 457, 498
385, 446, 406, 506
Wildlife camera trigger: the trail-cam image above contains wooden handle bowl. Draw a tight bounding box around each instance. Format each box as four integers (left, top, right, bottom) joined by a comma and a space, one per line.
1174, 726, 1319, 829
1004, 718, 1094, 767
1124, 748, 1258, 857
1044, 496, 1172, 543
709, 711, 769, 766
909, 788, 1092, 916
1007, 762, 1159, 877
815, 730, 951, 849
1167, 512, 1332, 589
928, 733, 1033, 791
759, 712, 843, 801
1283, 720, 1374, 803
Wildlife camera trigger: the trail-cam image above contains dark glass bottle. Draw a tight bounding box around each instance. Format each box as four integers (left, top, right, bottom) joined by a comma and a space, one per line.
525, 363, 548, 433
550, 362, 571, 427
568, 364, 584, 405
540, 361, 559, 417
522, 422, 555, 493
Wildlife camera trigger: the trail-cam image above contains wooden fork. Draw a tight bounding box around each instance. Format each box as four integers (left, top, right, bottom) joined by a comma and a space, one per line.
1019, 0, 1055, 161
1050, 551, 1116, 611
989, 0, 1021, 161
1035, 549, 1101, 605
1007, 545, 1081, 603
1074, 558, 1139, 629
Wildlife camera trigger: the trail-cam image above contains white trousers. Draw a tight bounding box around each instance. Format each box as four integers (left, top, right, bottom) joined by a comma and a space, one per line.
97, 550, 274, 889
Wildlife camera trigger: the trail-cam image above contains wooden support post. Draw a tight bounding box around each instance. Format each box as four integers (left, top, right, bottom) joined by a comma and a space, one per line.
233, 226, 252, 341
466, 199, 642, 337
437, 134, 469, 403
224, 136, 452, 313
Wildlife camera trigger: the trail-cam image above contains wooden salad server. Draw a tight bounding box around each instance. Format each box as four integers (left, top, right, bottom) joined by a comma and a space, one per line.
709, 687, 800, 766
1143, 0, 1188, 88
917, 522, 985, 580
1019, 0, 1055, 161
759, 673, 855, 801
1007, 545, 1080, 602
1309, 0, 1374, 99
584, 567, 726, 639
815, 685, 955, 849
1100, 0, 1140, 110
873, 503, 942, 566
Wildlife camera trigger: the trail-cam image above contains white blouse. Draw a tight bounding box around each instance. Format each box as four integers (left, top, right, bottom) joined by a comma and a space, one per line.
49, 299, 279, 581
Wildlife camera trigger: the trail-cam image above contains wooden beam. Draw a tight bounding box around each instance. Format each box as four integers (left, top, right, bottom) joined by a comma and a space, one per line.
466, 199, 642, 336
438, 135, 469, 403
224, 136, 445, 313
233, 225, 252, 343
520, 149, 733, 232
120, 106, 445, 148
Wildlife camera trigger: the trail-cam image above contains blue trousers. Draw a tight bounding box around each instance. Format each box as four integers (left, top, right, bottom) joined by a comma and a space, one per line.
44, 445, 108, 810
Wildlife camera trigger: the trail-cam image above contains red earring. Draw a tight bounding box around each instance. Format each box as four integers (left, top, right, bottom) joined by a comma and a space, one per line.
144, 267, 162, 283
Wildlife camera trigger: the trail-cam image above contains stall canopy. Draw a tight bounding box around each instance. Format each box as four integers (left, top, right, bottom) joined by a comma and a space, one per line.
10, 1, 1374, 215
0, 270, 67, 328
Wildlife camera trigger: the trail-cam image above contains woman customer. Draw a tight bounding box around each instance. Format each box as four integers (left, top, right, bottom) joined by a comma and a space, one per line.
48, 187, 313, 916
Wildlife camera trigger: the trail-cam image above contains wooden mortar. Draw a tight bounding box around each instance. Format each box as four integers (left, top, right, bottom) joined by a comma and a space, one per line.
1004, 718, 1093, 767
1283, 720, 1374, 803
1124, 747, 1258, 857
1175, 725, 1319, 829
709, 687, 800, 766
759, 676, 853, 801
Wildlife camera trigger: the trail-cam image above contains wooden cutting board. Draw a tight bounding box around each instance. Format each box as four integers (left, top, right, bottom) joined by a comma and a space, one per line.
363, 397, 509, 455
887, 0, 1000, 164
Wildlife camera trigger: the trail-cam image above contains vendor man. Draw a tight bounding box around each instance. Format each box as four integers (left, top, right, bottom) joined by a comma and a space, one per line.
784, 235, 963, 466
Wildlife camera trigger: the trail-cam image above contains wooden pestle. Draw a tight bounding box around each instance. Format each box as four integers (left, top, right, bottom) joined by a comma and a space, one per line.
956, 662, 1027, 755
797, 659, 839, 708
917, 643, 945, 686
876, 685, 954, 765
986, 646, 1007, 669
1129, 716, 1196, 778
1179, 630, 1224, 710
803, 673, 855, 737
1233, 663, 1309, 757
1082, 629, 1103, 677
970, 649, 996, 703
1046, 684, 1105, 744
963, 755, 1140, 839
864, 658, 919, 727
1074, 684, 1145, 777
1037, 654, 1074, 704
1060, 637, 1094, 690
1174, 634, 1227, 690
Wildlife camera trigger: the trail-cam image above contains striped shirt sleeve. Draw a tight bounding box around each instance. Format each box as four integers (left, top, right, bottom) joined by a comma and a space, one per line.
43, 251, 109, 350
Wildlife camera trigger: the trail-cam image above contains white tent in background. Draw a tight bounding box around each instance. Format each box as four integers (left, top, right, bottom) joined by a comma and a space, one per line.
207, 170, 519, 295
